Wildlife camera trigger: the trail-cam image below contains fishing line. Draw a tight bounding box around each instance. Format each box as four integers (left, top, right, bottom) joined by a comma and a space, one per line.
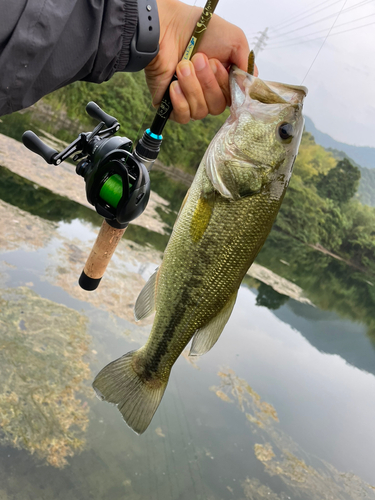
148, 421, 161, 500
171, 377, 201, 499
300, 0, 349, 85
173, 375, 209, 499
158, 403, 175, 500
171, 390, 198, 499
166, 200, 261, 498
145, 426, 156, 500
162, 397, 182, 498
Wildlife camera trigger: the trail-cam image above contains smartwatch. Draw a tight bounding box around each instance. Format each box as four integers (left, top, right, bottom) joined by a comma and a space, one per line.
126, 0, 160, 72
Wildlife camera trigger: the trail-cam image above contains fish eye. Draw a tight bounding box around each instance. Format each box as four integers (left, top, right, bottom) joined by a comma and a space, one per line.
278, 122, 294, 142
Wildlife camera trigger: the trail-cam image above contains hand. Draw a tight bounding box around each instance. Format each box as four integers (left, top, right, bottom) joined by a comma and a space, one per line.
145, 0, 257, 123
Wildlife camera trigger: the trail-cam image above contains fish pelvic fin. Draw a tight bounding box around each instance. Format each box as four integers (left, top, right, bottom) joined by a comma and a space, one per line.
189, 291, 238, 357
134, 268, 158, 321
93, 350, 168, 434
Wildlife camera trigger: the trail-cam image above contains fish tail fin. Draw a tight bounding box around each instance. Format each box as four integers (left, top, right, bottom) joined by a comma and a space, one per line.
93, 350, 168, 434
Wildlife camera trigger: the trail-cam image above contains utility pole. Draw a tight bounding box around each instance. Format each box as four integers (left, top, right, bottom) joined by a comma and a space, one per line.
252, 27, 269, 56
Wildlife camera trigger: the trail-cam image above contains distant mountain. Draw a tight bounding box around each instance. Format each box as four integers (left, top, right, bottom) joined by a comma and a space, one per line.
304, 116, 375, 170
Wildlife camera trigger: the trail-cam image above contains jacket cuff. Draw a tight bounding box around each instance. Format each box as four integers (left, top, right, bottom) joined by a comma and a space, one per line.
116, 0, 139, 72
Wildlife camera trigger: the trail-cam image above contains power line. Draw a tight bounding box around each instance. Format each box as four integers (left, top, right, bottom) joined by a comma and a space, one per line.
265, 19, 375, 50
271, 0, 343, 31
267, 11, 375, 47
270, 0, 375, 39
247, 0, 343, 37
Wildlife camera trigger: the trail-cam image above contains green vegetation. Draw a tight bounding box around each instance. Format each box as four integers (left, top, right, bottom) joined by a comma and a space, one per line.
325, 147, 375, 207
1, 72, 374, 276
0, 165, 101, 226
43, 71, 229, 175
357, 166, 375, 207
274, 132, 375, 275
256, 231, 375, 342
315, 158, 361, 204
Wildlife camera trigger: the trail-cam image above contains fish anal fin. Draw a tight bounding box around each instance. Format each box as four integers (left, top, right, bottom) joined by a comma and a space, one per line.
134, 268, 158, 321
189, 291, 238, 356
93, 350, 168, 434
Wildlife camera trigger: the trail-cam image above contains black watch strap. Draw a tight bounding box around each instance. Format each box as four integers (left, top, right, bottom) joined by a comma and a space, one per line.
126, 0, 160, 72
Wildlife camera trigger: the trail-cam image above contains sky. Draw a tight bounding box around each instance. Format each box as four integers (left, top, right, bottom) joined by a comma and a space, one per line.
184, 0, 375, 148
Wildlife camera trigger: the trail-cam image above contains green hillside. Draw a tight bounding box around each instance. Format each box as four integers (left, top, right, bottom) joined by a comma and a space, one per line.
43, 71, 229, 175
274, 132, 375, 274
325, 148, 375, 207
1, 71, 374, 275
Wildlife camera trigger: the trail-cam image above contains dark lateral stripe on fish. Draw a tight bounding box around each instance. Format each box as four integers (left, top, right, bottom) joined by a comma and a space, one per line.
142, 245, 221, 379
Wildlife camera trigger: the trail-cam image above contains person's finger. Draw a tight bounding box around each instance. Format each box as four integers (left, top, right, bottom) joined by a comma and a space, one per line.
169, 80, 191, 124
197, 16, 250, 72
192, 53, 226, 116
208, 59, 231, 107
175, 60, 209, 121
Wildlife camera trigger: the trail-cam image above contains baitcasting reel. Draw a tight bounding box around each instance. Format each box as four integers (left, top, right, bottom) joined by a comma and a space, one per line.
22, 0, 218, 292
22, 102, 154, 291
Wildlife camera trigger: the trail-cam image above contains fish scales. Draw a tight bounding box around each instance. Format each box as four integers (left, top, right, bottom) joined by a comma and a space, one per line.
145, 168, 282, 372
93, 66, 307, 434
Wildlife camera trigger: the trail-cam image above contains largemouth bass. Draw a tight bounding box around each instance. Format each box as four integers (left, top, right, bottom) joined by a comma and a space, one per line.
93, 67, 307, 434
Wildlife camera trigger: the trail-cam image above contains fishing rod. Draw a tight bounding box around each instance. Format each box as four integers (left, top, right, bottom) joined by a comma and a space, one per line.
22, 0, 219, 291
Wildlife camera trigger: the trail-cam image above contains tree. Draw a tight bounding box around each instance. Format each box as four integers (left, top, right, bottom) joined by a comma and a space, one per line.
316, 158, 361, 204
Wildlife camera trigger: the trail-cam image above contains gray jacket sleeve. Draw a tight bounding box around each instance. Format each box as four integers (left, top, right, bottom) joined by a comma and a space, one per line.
0, 0, 139, 116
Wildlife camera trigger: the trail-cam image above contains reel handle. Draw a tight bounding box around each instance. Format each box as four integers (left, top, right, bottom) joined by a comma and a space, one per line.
22, 130, 59, 164
86, 101, 118, 128
79, 220, 127, 291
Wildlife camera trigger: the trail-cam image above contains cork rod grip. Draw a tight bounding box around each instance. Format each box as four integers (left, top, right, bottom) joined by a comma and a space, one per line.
79, 220, 127, 291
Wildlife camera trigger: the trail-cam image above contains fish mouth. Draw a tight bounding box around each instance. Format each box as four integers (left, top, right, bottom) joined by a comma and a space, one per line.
230, 66, 308, 107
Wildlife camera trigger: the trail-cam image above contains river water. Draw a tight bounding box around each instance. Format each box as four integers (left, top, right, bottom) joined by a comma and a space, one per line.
0, 125, 374, 499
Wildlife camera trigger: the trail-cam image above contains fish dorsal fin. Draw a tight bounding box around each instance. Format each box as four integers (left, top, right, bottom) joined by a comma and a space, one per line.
189, 291, 238, 356
134, 268, 158, 321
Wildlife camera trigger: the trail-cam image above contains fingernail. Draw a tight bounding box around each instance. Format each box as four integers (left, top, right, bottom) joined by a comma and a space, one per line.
193, 53, 206, 72
179, 61, 191, 77
209, 59, 217, 75
171, 81, 182, 94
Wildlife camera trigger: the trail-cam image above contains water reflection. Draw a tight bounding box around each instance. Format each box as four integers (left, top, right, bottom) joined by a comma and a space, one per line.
0, 165, 101, 226
0, 151, 375, 497
255, 282, 289, 310
257, 231, 375, 343
211, 368, 375, 500
0, 287, 91, 468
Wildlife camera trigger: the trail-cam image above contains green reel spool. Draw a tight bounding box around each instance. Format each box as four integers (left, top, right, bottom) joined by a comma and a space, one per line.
99, 174, 132, 208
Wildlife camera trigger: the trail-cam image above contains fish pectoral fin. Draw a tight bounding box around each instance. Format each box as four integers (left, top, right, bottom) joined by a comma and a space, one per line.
93, 350, 168, 434
190, 191, 215, 243
189, 291, 238, 357
134, 268, 158, 321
